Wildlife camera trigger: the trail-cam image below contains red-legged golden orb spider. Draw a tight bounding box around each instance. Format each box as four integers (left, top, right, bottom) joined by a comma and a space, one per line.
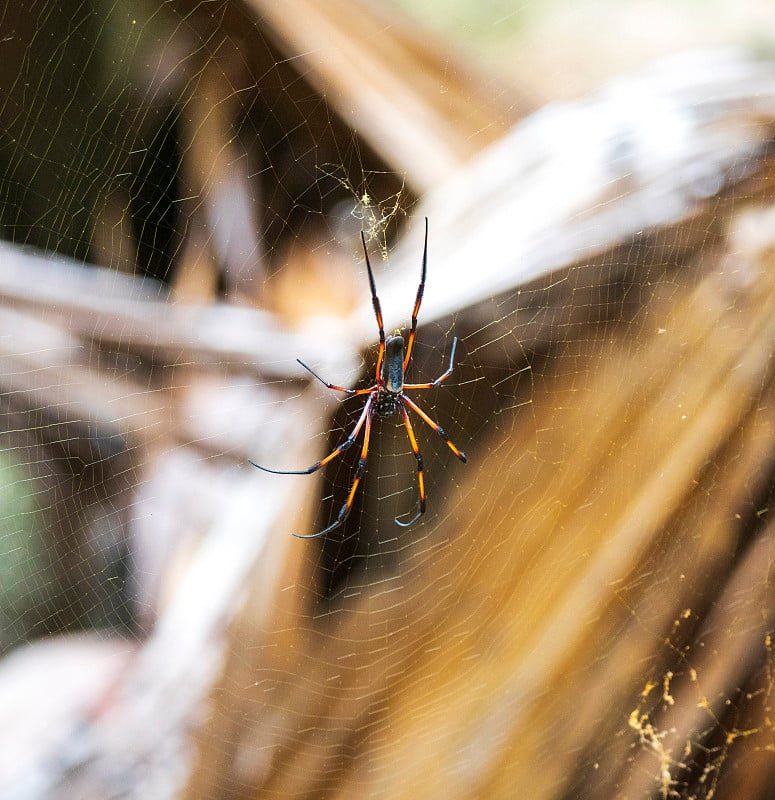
250, 218, 466, 538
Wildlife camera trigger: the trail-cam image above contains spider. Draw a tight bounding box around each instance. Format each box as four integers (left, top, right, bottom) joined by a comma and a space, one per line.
251, 218, 466, 538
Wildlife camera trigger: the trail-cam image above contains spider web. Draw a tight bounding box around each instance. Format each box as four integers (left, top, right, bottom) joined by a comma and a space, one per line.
1, 2, 775, 799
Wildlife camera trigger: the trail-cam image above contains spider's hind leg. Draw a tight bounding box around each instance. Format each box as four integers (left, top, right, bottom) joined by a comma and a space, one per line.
250, 396, 373, 477
395, 404, 426, 528
293, 401, 374, 538
402, 395, 467, 463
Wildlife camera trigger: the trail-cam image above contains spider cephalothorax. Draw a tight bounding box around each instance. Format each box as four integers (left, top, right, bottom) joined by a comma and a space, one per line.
251, 218, 466, 538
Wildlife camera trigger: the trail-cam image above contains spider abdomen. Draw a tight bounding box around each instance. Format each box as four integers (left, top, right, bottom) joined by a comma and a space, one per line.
383, 335, 405, 394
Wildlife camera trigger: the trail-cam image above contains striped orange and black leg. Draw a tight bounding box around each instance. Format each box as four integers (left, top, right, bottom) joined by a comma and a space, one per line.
361, 231, 386, 382
395, 405, 426, 527
292, 401, 374, 539
297, 359, 375, 396
402, 217, 428, 371
402, 395, 467, 464
404, 336, 458, 391
250, 396, 373, 477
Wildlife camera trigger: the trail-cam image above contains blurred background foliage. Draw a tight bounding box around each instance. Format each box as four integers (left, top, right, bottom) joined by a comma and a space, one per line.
3, 2, 775, 798
1, 0, 775, 668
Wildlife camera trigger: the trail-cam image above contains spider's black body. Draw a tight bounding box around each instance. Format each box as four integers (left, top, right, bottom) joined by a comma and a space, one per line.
250, 218, 466, 538
375, 335, 405, 415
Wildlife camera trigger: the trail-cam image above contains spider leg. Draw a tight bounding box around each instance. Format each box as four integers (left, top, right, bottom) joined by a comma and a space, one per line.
403, 336, 458, 390
403, 217, 428, 372
250, 396, 373, 476
361, 231, 386, 383
293, 401, 374, 538
402, 395, 467, 463
395, 404, 425, 528
297, 358, 375, 396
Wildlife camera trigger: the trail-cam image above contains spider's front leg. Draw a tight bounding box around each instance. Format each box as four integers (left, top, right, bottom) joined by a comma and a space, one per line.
402, 217, 428, 371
